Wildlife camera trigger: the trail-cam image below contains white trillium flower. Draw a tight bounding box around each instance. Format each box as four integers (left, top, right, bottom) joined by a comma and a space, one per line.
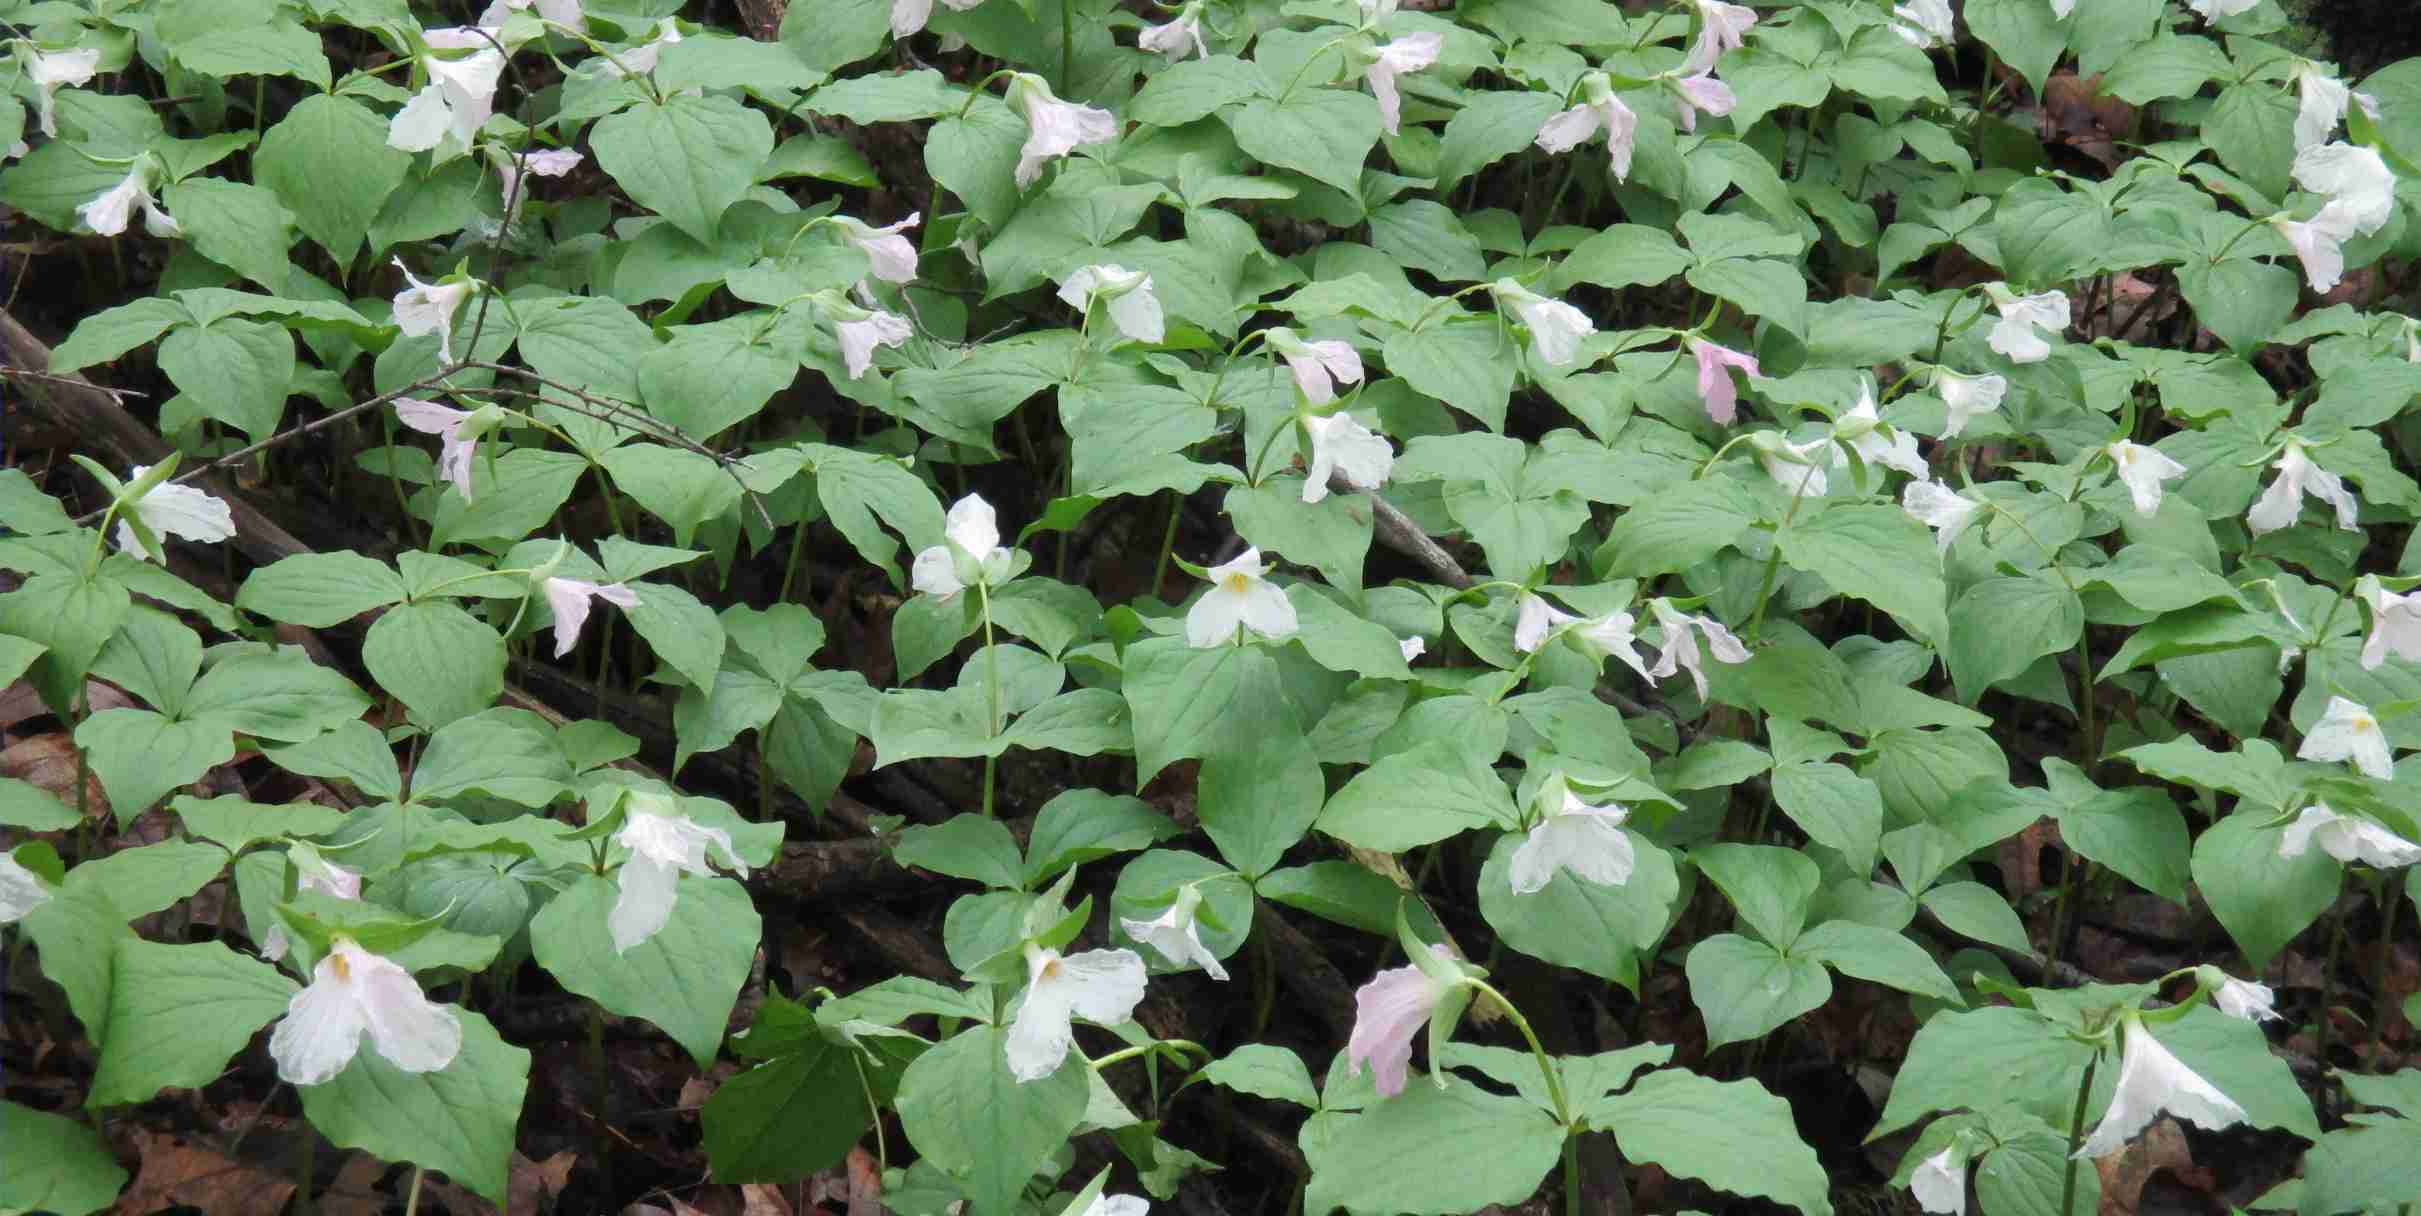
1755, 433, 1840, 499
23, 45, 101, 139
1933, 369, 2006, 438
1902, 481, 1981, 554
2293, 142, 2397, 237
1399, 635, 1426, 662
890, 0, 985, 37
1081, 1196, 1150, 1216
1836, 381, 1928, 479
1509, 778, 1636, 895
2184, 0, 2261, 17
834, 309, 914, 379
478, 0, 585, 30
2213, 977, 2280, 1023
602, 18, 682, 79
268, 939, 464, 1086
1683, 0, 1758, 74
0, 852, 50, 924
912, 494, 1014, 601
1358, 0, 1398, 20
610, 805, 746, 952
1059, 264, 1164, 344
1363, 32, 1443, 136
2358, 576, 2421, 670
490, 145, 582, 215
1120, 887, 1227, 980
259, 847, 363, 962
1007, 73, 1119, 189
1347, 944, 1456, 1097
2106, 441, 2187, 518
2247, 439, 2358, 535
1911, 1145, 1967, 1216
1513, 593, 1578, 654
1138, 5, 1210, 61
1301, 412, 1394, 504
1984, 285, 2070, 363
2049, 0, 2075, 15
1006, 943, 1147, 1082
2299, 695, 2395, 779
393, 398, 482, 500
388, 48, 504, 158
543, 577, 640, 658
2279, 803, 2421, 868
1490, 278, 1594, 366
2074, 1017, 2247, 1159
1572, 611, 1655, 681
833, 212, 921, 284
1266, 327, 1364, 404
1186, 547, 1298, 647
391, 261, 475, 365
1535, 73, 1639, 181
2293, 65, 2378, 151
1647, 598, 1750, 699
113, 465, 235, 563
2275, 202, 2361, 294
1670, 72, 1736, 134
1893, 0, 1955, 49
78, 162, 179, 238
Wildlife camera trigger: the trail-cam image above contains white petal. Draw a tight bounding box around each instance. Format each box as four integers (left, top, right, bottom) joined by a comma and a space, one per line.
386, 84, 454, 152
912, 543, 964, 599
355, 951, 464, 1073
2293, 143, 2397, 236
1107, 281, 1165, 343
78, 171, 143, 236
609, 853, 682, 952
892, 0, 935, 36
2321, 816, 2421, 868
2277, 804, 2333, 859
2214, 978, 2279, 1023
2299, 696, 2393, 779
1186, 587, 1250, 648
945, 494, 1001, 556
1239, 581, 1299, 641
1507, 822, 1564, 895
1347, 958, 1444, 1097
1514, 594, 1574, 653
0, 853, 50, 924
1911, 1146, 1966, 1216
1535, 104, 1604, 154
1006, 957, 1082, 1081
271, 948, 373, 1085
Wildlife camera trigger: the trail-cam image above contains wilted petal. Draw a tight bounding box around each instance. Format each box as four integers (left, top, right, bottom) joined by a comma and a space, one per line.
2214, 978, 2279, 1023
1365, 33, 1443, 135
1514, 593, 1578, 654
1902, 481, 1981, 554
1691, 338, 1761, 424
1934, 370, 2006, 438
1672, 72, 1735, 133
836, 310, 913, 378
77, 170, 144, 236
1122, 902, 1228, 980
2358, 579, 2421, 670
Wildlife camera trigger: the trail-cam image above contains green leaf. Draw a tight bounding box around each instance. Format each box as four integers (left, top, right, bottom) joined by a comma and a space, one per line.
76, 709, 235, 823
926, 99, 1028, 230
2202, 82, 2298, 200
1302, 1075, 1563, 1216
1780, 504, 1949, 645
1224, 479, 1373, 595
89, 939, 295, 1107
1920, 882, 2036, 955
530, 874, 761, 1069
2191, 810, 2337, 968
254, 94, 410, 264
0, 777, 78, 829
1770, 761, 1886, 877
1963, 0, 2065, 94
297, 1008, 529, 1205
1684, 933, 1830, 1047
1130, 55, 1268, 126
1478, 828, 1680, 990
2179, 257, 2296, 353
429, 449, 589, 548
0, 1100, 130, 1216
1436, 90, 1562, 189
172, 795, 349, 854
1947, 576, 2082, 703
1552, 224, 1692, 293
1121, 638, 1289, 784
362, 601, 505, 728
1370, 201, 1486, 282
49, 297, 192, 373
1593, 1069, 1834, 1216
592, 93, 776, 245
1227, 88, 1381, 195
894, 1024, 1090, 1216
703, 1033, 880, 1183
238, 552, 407, 627
1197, 729, 1323, 879
1023, 790, 1178, 886
897, 814, 1026, 890
158, 317, 296, 440
412, 708, 570, 807
1200, 1043, 1320, 1107
1254, 861, 1409, 935
638, 325, 799, 440
1385, 320, 1518, 433
185, 649, 371, 742
161, 178, 297, 291
1874, 1005, 2092, 1138
2051, 768, 2191, 904
1693, 842, 1819, 947
1317, 742, 1517, 852
1797, 919, 1961, 1002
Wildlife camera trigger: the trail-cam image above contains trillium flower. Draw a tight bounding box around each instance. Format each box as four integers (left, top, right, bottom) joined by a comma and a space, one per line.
2299, 695, 2395, 779
1933, 369, 2005, 438
890, 0, 986, 37
2275, 202, 2362, 294
2074, 1016, 2247, 1158
1006, 943, 1147, 1082
1690, 337, 1761, 424
822, 294, 914, 378
1902, 481, 1981, 554
1490, 278, 1594, 366
1910, 1145, 1967, 1216
1362, 32, 1443, 136
2184, 0, 2260, 16
2106, 440, 2187, 518
1683, 0, 1758, 73
78, 160, 179, 237
1347, 944, 1465, 1097
602, 18, 682, 79
912, 493, 1014, 601
1576, 611, 1655, 681
2293, 65, 2379, 151
1080, 1196, 1150, 1216
2248, 439, 2358, 535
1669, 72, 1736, 133
1399, 635, 1426, 662
22, 45, 100, 139
1514, 593, 1577, 654
388, 47, 504, 158
478, 0, 585, 31
268, 939, 464, 1086
1138, 3, 1209, 60
393, 399, 483, 500
1509, 776, 1636, 895
2279, 802, 2421, 868
1893, 0, 1955, 49
1301, 412, 1394, 503
1266, 327, 1364, 404
1984, 285, 2070, 363
1536, 72, 1639, 181
2358, 576, 2421, 670
2049, 0, 2075, 16
259, 846, 363, 962
1647, 598, 1750, 699
1007, 73, 1119, 189
391, 260, 475, 365
2293, 142, 2397, 237
0, 852, 50, 924
113, 465, 235, 563
544, 576, 640, 658
1059, 264, 1164, 344
833, 212, 921, 283
1835, 381, 1928, 479
610, 803, 746, 952
2212, 976, 2280, 1023
489, 145, 582, 215
1186, 548, 1298, 647
1754, 432, 1839, 498
1120, 887, 1227, 980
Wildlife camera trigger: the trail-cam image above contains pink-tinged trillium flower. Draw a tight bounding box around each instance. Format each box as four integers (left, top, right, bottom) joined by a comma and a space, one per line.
1753, 433, 1839, 499
2293, 142, 2397, 237
1902, 481, 1981, 554
1362, 32, 1443, 136
1120, 886, 1227, 980
114, 465, 235, 563
2106, 440, 2186, 518
21, 45, 100, 140
268, 939, 464, 1086
2074, 1016, 2246, 1159
388, 47, 504, 158
610, 801, 745, 952
1006, 943, 1147, 1082
1186, 548, 1298, 647
1911, 1145, 1967, 1216
1513, 593, 1578, 654
1984, 284, 2070, 363
1670, 72, 1736, 133
891, 0, 984, 38
1509, 775, 1636, 895
833, 212, 921, 284
0, 852, 50, 924
1933, 369, 2005, 438
1138, 3, 1210, 60
2299, 695, 2395, 779
1059, 264, 1164, 344
1690, 337, 1761, 424
2248, 439, 2358, 535
1647, 598, 1750, 699
823, 296, 914, 378
2279, 802, 2421, 868
601, 18, 682, 79
2212, 976, 2280, 1023
1683, 0, 1758, 74
2293, 64, 2379, 151
478, 0, 585, 30
1535, 72, 1638, 181
489, 145, 582, 215
1347, 943, 1469, 1097
1301, 412, 1394, 504
1835, 380, 1928, 479
912, 493, 1013, 601
1893, 0, 1955, 49
78, 160, 179, 238
1007, 73, 1119, 189
1489, 278, 1594, 366
393, 399, 482, 500
259, 845, 362, 962
2358, 576, 2421, 670
391, 261, 475, 365
544, 577, 639, 658
1266, 327, 1364, 404
2275, 202, 2362, 294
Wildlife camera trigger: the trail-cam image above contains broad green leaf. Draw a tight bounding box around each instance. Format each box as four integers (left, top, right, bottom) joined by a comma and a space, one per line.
238, 552, 407, 627
1302, 1075, 1563, 1216
1947, 576, 2082, 703
2191, 811, 2337, 968
362, 601, 505, 728
530, 874, 760, 1069
593, 93, 776, 245
0, 1100, 129, 1216
1317, 742, 1518, 852
89, 939, 295, 1106
1693, 842, 1819, 947
1780, 504, 1948, 644
703, 1033, 880, 1182
893, 1024, 1090, 1216
1593, 1069, 1834, 1216
255, 94, 410, 264
1227, 88, 1381, 195
298, 1008, 529, 1205
1683, 932, 1830, 1047
1796, 919, 1961, 1003
1478, 828, 1680, 990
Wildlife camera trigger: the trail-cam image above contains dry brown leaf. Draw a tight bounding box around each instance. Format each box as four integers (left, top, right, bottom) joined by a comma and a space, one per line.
317, 1153, 393, 1216
2, 731, 109, 818
738, 1183, 793, 1216
114, 1129, 297, 1216
510, 1150, 577, 1214
2092, 1117, 2205, 1216
1998, 818, 2061, 903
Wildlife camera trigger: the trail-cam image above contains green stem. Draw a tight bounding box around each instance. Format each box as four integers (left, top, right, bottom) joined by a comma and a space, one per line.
2059, 1052, 2101, 1216
1562, 1133, 1582, 1216
1467, 981, 1570, 1121
2316, 890, 2348, 1118
978, 580, 1001, 818
1746, 480, 1816, 641
1154, 488, 1184, 595
778, 509, 811, 604
404, 1168, 425, 1216
2372, 874, 2402, 1072
1059, 0, 1074, 94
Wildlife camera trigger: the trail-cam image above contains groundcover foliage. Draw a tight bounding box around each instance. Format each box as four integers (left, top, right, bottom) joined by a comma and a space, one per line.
3, 0, 2421, 1212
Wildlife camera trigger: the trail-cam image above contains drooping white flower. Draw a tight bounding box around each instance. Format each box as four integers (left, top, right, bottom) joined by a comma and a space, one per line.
1911, 1145, 1967, 1216
489, 145, 582, 215
1138, 4, 1209, 61
610, 804, 746, 952
1754, 433, 1839, 499
911, 493, 1013, 600
259, 846, 362, 962
1007, 73, 1119, 189
1933, 369, 2005, 438
1302, 413, 1394, 504
1893, 0, 1955, 49
2359, 576, 2421, 670
1347, 944, 1456, 1097
1490, 278, 1594, 366
477, 0, 585, 31
1058, 264, 1164, 344
1120, 887, 1227, 981
0, 852, 50, 924
2276, 202, 2362, 294
1574, 611, 1655, 681
2248, 439, 2359, 535
391, 261, 475, 365
1836, 380, 1929, 479
2278, 803, 2421, 868
1363, 32, 1443, 136
1683, 0, 1759, 74
543, 577, 639, 658
2213, 977, 2280, 1023
268, 939, 464, 1086
2106, 441, 2187, 518
1690, 337, 1761, 424
77, 162, 179, 238
1006, 943, 1147, 1082
1670, 72, 1736, 134
1079, 1196, 1150, 1216
833, 212, 921, 284
2293, 142, 2397, 237
1985, 285, 2071, 363
890, 0, 985, 37
393, 398, 481, 500
1647, 598, 1750, 699
1535, 73, 1638, 181
2184, 0, 2261, 17
388, 48, 504, 158
1186, 548, 1297, 647
601, 18, 682, 79
1266, 327, 1364, 404
1399, 635, 1426, 662
2299, 695, 2395, 779
2293, 65, 2379, 151
113, 465, 235, 563
2049, 0, 2075, 16
2074, 1017, 2247, 1158
21, 45, 100, 139
825, 296, 914, 378
1513, 593, 1577, 654
1902, 481, 1981, 554
1508, 777, 1636, 895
